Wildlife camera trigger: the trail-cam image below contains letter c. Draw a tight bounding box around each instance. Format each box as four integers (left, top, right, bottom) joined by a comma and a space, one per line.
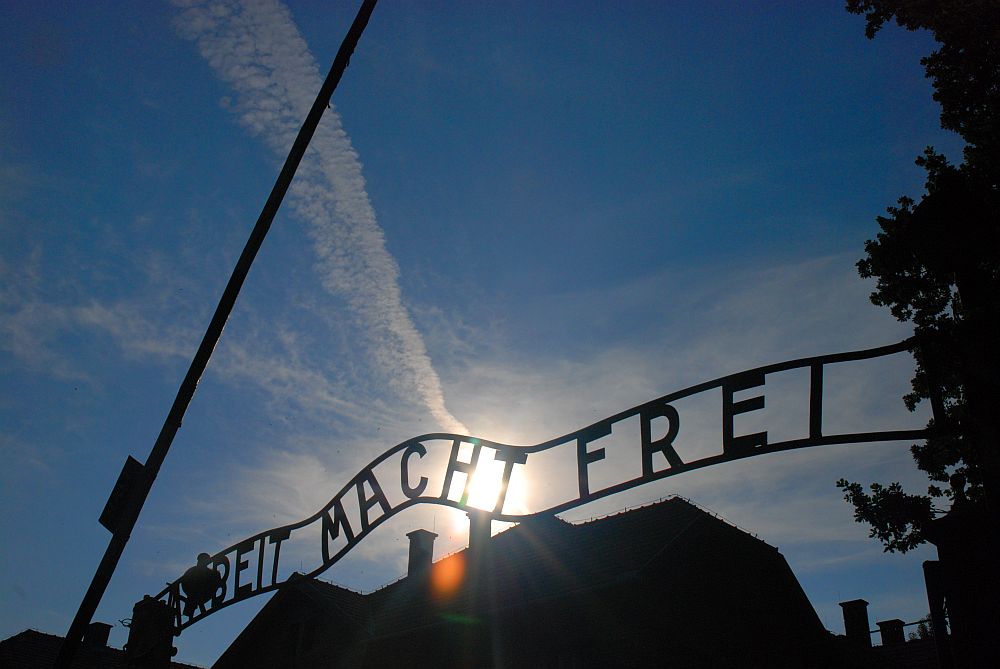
400, 443, 428, 498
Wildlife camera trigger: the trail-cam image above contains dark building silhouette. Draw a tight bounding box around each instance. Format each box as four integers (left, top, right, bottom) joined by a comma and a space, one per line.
0, 622, 202, 669
837, 598, 943, 669
213, 497, 840, 668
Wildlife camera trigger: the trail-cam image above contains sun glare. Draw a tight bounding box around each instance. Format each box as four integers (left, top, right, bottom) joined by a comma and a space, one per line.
446, 445, 531, 536
467, 455, 530, 513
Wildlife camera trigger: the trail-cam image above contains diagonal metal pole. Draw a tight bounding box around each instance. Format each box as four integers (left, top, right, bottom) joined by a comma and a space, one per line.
54, 1, 378, 666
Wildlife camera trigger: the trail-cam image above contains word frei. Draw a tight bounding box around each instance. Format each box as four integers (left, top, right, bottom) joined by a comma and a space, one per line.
159, 340, 925, 631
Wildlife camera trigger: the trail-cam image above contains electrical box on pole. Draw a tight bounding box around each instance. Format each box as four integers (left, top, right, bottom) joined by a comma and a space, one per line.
99, 456, 147, 536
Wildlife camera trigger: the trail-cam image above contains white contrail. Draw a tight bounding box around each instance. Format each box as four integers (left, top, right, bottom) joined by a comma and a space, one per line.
173, 0, 467, 433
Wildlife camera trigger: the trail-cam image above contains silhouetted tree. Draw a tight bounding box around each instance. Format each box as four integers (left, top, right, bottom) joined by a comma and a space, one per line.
908, 614, 934, 640
836, 0, 1000, 552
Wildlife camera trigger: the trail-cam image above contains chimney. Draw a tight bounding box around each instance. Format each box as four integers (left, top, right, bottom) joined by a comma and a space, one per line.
839, 599, 872, 648
467, 509, 492, 553
876, 619, 905, 646
406, 529, 437, 578
83, 622, 112, 647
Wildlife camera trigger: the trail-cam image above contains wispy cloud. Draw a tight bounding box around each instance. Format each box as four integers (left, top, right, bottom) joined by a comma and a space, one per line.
0, 238, 207, 380
172, 0, 466, 434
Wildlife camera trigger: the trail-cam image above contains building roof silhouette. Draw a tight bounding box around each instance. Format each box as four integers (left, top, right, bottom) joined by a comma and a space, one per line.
0, 625, 203, 669
214, 496, 836, 668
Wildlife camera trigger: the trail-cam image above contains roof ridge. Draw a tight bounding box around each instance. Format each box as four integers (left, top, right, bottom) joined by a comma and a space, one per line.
571, 494, 685, 526
1, 628, 206, 668
570, 494, 777, 550
311, 576, 365, 596
675, 496, 777, 550
4, 627, 106, 642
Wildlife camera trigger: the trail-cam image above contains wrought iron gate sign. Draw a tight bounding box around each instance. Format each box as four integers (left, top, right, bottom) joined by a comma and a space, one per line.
156, 339, 926, 631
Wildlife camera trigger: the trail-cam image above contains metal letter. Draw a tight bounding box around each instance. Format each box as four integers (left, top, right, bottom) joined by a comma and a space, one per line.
400, 442, 428, 498
809, 363, 823, 440
323, 497, 354, 564
722, 371, 767, 456
441, 440, 482, 506
256, 537, 265, 590
577, 423, 610, 498
641, 404, 683, 476
356, 470, 392, 533
321, 497, 356, 563
233, 540, 254, 599
269, 530, 289, 587
210, 555, 230, 608
492, 447, 529, 513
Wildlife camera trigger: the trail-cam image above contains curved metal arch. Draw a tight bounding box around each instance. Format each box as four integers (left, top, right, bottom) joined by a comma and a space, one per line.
156, 338, 928, 631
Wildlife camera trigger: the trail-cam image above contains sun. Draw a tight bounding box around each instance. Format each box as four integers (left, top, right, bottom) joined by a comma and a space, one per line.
447, 449, 531, 535
466, 458, 528, 513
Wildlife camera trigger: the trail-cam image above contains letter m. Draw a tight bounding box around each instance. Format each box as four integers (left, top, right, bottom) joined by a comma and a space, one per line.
321, 497, 355, 564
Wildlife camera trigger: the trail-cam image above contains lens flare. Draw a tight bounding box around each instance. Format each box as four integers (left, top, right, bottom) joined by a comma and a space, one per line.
430, 553, 465, 600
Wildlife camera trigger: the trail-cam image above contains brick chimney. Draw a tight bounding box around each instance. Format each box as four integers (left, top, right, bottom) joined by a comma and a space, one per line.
406, 529, 437, 578
839, 599, 872, 648
83, 622, 112, 647
467, 509, 492, 553
876, 619, 905, 646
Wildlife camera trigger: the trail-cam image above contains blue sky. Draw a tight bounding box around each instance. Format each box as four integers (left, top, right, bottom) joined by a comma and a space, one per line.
1, 1, 966, 665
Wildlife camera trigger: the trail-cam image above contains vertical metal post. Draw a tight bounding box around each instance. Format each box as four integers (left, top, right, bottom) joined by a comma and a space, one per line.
54, 2, 378, 666
923, 560, 953, 669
